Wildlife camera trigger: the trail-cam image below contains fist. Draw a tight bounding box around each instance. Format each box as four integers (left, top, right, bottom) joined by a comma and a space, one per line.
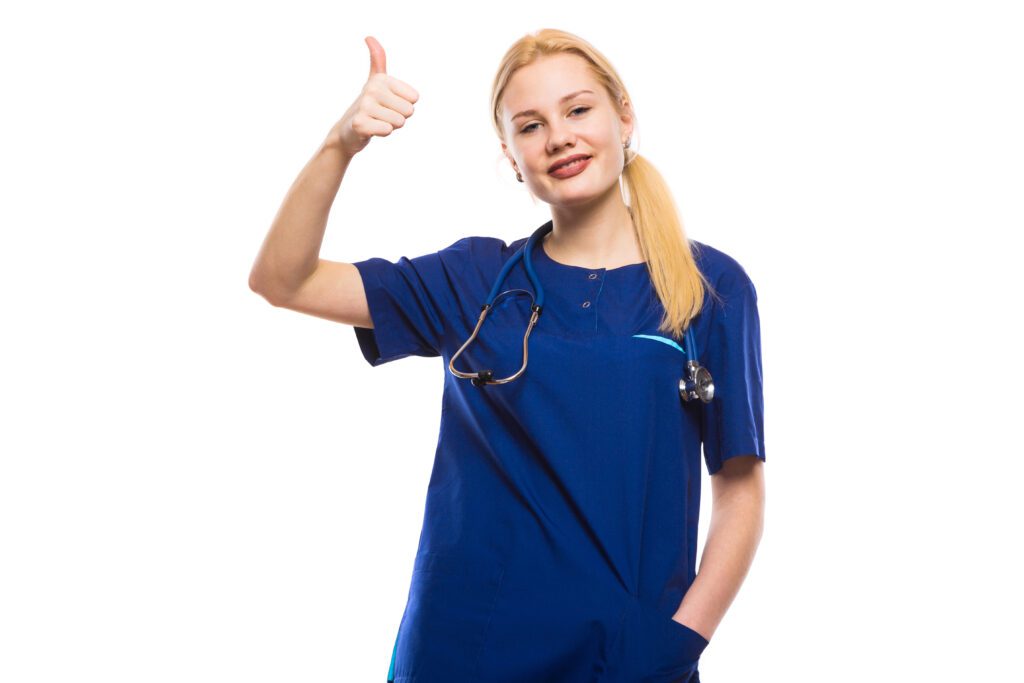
329, 36, 420, 157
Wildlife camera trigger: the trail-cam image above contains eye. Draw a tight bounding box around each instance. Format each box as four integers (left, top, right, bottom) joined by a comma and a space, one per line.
520, 106, 591, 134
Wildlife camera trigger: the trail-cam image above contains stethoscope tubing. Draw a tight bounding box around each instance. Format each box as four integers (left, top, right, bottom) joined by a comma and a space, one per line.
483, 223, 549, 309
452, 222, 713, 401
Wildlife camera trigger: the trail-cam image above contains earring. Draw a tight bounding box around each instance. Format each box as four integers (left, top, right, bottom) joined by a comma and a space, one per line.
623, 138, 636, 166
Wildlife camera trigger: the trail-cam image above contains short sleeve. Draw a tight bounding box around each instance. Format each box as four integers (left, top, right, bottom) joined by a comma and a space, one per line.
350, 238, 469, 367
700, 274, 766, 475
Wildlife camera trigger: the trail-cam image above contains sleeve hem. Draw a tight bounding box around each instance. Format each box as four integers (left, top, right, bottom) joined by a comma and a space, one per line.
350, 258, 441, 367
706, 447, 766, 476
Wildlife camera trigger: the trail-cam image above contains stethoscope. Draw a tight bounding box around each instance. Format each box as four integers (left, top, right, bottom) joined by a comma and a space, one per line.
448, 222, 715, 403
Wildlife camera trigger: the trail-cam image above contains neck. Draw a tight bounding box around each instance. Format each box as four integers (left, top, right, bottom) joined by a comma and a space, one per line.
545, 190, 643, 269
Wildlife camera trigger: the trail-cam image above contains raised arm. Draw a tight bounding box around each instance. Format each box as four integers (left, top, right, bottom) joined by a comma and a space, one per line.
248, 36, 420, 329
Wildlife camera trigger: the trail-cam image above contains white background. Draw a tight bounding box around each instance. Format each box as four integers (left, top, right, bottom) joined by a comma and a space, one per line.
2, 1, 1021, 681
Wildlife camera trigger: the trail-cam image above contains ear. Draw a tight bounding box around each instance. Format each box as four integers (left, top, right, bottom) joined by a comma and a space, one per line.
502, 144, 517, 169
619, 98, 635, 143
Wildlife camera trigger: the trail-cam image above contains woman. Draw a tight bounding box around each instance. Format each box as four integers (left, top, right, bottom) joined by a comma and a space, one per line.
249, 28, 765, 683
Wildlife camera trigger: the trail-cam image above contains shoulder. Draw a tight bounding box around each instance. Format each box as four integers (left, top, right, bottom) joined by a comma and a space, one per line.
433, 235, 522, 292
438, 234, 526, 268
690, 239, 758, 298
438, 235, 511, 258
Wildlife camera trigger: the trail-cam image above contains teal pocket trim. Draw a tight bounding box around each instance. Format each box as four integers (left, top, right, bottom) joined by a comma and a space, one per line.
387, 623, 399, 682
632, 334, 686, 354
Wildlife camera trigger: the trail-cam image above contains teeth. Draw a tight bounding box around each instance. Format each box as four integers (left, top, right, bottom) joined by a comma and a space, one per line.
557, 158, 586, 171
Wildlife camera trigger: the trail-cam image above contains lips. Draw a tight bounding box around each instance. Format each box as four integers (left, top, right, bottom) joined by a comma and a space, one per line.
548, 154, 591, 173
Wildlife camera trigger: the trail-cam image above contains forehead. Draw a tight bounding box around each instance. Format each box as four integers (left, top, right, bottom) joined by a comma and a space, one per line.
502, 54, 601, 121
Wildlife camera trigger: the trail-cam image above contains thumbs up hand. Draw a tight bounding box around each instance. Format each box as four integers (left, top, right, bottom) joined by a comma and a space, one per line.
329, 36, 420, 158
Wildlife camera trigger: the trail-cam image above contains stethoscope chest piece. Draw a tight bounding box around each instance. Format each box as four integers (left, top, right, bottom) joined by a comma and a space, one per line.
680, 359, 714, 403
677, 325, 714, 403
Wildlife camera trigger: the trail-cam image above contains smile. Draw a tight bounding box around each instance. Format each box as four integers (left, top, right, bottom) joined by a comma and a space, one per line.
548, 156, 592, 179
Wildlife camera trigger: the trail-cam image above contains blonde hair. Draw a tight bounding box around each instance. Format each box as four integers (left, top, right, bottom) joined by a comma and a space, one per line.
490, 28, 720, 339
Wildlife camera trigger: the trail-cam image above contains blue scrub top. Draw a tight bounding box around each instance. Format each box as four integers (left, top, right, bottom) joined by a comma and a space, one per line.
352, 220, 765, 683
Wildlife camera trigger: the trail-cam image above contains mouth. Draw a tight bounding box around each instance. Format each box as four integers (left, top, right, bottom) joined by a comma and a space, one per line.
552, 153, 593, 178
548, 154, 592, 174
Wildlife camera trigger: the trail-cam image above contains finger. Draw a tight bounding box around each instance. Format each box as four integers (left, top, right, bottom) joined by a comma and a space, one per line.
376, 88, 416, 118
367, 101, 408, 130
356, 112, 395, 138
365, 36, 386, 76
385, 77, 420, 106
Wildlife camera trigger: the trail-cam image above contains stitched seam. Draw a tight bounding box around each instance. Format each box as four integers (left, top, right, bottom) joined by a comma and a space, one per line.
592, 599, 631, 683
469, 564, 507, 679
592, 273, 606, 332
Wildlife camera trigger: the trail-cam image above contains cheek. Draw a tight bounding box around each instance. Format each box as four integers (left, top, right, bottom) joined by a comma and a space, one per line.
521, 143, 547, 169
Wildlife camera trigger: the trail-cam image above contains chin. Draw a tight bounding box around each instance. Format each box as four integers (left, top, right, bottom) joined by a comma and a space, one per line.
543, 180, 615, 207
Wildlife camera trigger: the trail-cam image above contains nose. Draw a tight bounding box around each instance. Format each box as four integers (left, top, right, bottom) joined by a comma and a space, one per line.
546, 122, 576, 153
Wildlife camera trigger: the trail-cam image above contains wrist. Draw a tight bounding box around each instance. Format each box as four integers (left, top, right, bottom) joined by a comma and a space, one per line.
320, 132, 356, 164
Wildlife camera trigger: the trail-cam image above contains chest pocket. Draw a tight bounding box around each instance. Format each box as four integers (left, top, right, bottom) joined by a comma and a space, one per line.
628, 331, 690, 394
632, 333, 687, 356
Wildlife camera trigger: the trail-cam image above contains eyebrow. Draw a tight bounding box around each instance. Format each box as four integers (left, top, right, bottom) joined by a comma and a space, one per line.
511, 90, 595, 122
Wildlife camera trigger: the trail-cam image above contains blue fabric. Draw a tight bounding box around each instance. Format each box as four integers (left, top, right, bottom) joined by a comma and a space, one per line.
353, 221, 765, 682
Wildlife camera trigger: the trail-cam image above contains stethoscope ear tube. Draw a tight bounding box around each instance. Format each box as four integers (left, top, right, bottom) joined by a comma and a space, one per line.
449, 225, 549, 388
449, 299, 543, 387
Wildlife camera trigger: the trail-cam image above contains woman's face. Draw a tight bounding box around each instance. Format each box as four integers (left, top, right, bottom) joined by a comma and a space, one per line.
501, 53, 633, 208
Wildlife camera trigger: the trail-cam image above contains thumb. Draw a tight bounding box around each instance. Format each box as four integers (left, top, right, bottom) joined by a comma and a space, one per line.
365, 36, 387, 77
